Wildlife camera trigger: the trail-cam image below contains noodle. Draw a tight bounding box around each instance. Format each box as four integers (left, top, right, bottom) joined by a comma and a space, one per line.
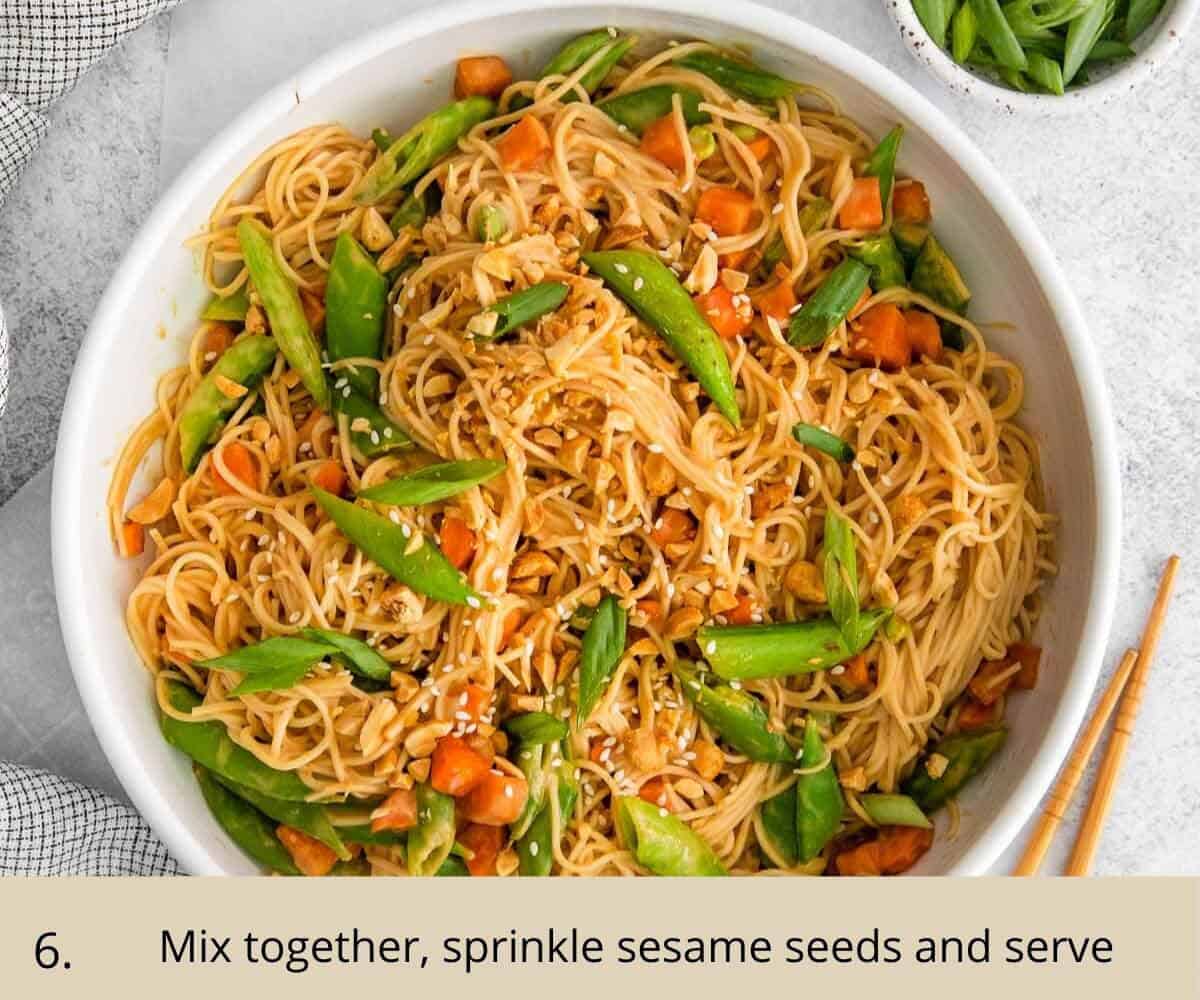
110, 37, 1052, 877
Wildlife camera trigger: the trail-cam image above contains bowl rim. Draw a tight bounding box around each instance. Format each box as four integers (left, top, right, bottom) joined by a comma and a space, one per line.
884, 0, 1200, 112
52, 0, 1121, 876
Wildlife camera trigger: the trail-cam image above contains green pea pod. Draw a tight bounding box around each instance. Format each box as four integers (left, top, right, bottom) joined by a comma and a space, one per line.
503, 711, 570, 746
787, 259, 872, 349
863, 125, 903, 211
194, 766, 300, 875
968, 0, 1030, 70
584, 250, 740, 425
823, 510, 860, 645
326, 232, 388, 400
758, 785, 800, 867
211, 773, 350, 859
570, 35, 636, 96
798, 196, 834, 234
518, 765, 578, 876
236, 219, 330, 410
792, 422, 855, 463
298, 627, 391, 682
951, 1, 979, 64
891, 221, 930, 263
357, 96, 496, 205
795, 721, 843, 862
699, 609, 889, 681
674, 51, 797, 100
335, 823, 405, 847
358, 459, 507, 506
576, 593, 628, 725
481, 281, 570, 340
334, 387, 413, 457
390, 189, 430, 234
541, 29, 615, 76
312, 486, 482, 606
510, 742, 548, 841
910, 233, 971, 315
674, 661, 792, 763
200, 287, 250, 323
161, 681, 312, 801
902, 726, 1007, 811
859, 793, 932, 829
846, 233, 907, 290
913, 0, 957, 47
597, 85, 709, 134
407, 784, 457, 875
616, 797, 727, 876
474, 203, 509, 242
436, 855, 470, 877
178, 334, 277, 472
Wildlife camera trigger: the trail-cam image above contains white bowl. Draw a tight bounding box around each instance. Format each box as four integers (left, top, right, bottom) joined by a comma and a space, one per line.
885, 0, 1199, 112
52, 0, 1120, 876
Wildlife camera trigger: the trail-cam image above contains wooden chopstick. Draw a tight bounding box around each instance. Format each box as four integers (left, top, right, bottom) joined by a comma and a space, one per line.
1065, 555, 1180, 876
1012, 647, 1139, 876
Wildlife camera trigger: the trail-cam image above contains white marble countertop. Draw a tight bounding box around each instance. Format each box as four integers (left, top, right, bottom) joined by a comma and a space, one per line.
0, 0, 1197, 874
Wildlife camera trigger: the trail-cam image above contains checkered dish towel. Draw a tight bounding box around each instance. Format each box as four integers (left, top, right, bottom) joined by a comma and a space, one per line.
0, 0, 183, 875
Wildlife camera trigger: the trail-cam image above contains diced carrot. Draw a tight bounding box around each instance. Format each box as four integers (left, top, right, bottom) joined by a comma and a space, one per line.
718, 249, 753, 270
430, 735, 491, 797
1008, 642, 1042, 691
696, 186, 755, 237
213, 441, 258, 495
637, 776, 681, 813
300, 289, 326, 335
846, 303, 911, 370
755, 266, 797, 322
726, 594, 756, 626
202, 322, 235, 359
127, 477, 176, 525
957, 698, 997, 731
276, 825, 338, 876
904, 309, 942, 360
499, 607, 524, 649
694, 283, 754, 339
841, 654, 872, 690
369, 787, 419, 834
839, 176, 884, 231
452, 682, 492, 724
120, 521, 145, 558
454, 55, 513, 99
636, 599, 664, 625
439, 516, 477, 570
497, 114, 551, 172
744, 133, 773, 162
969, 658, 1017, 706
311, 460, 346, 496
459, 822, 504, 875
459, 769, 529, 826
893, 180, 931, 224
836, 825, 933, 876
651, 507, 695, 547
640, 114, 687, 171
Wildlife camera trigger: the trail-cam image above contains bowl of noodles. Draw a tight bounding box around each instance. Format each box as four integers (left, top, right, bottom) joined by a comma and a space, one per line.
53, 0, 1118, 876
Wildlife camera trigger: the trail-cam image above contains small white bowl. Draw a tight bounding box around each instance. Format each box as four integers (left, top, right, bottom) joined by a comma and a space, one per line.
885, 0, 1199, 111
54, 0, 1120, 875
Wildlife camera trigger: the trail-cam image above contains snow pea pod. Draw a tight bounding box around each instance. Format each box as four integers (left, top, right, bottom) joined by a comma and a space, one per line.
699, 609, 890, 681
846, 233, 907, 291
178, 334, 277, 472
758, 785, 800, 867
200, 286, 250, 323
358, 459, 507, 507
795, 720, 843, 861
237, 219, 330, 410
312, 486, 482, 606
326, 232, 388, 400
576, 593, 628, 725
792, 422, 855, 463
557, 33, 635, 99
674, 51, 797, 100
389, 188, 431, 234
357, 96, 496, 205
194, 766, 300, 875
212, 773, 350, 859
863, 125, 903, 211
161, 681, 312, 801
482, 281, 569, 339
859, 793, 931, 829
616, 797, 727, 876
597, 84, 709, 134
510, 741, 548, 841
787, 259, 872, 349
902, 726, 1007, 811
334, 387, 413, 457
407, 784, 457, 876
518, 764, 578, 876
823, 509, 860, 644
584, 250, 740, 425
674, 661, 792, 763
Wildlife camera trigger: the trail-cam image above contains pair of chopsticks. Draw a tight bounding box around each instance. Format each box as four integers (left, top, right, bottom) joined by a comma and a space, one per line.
1014, 555, 1180, 876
